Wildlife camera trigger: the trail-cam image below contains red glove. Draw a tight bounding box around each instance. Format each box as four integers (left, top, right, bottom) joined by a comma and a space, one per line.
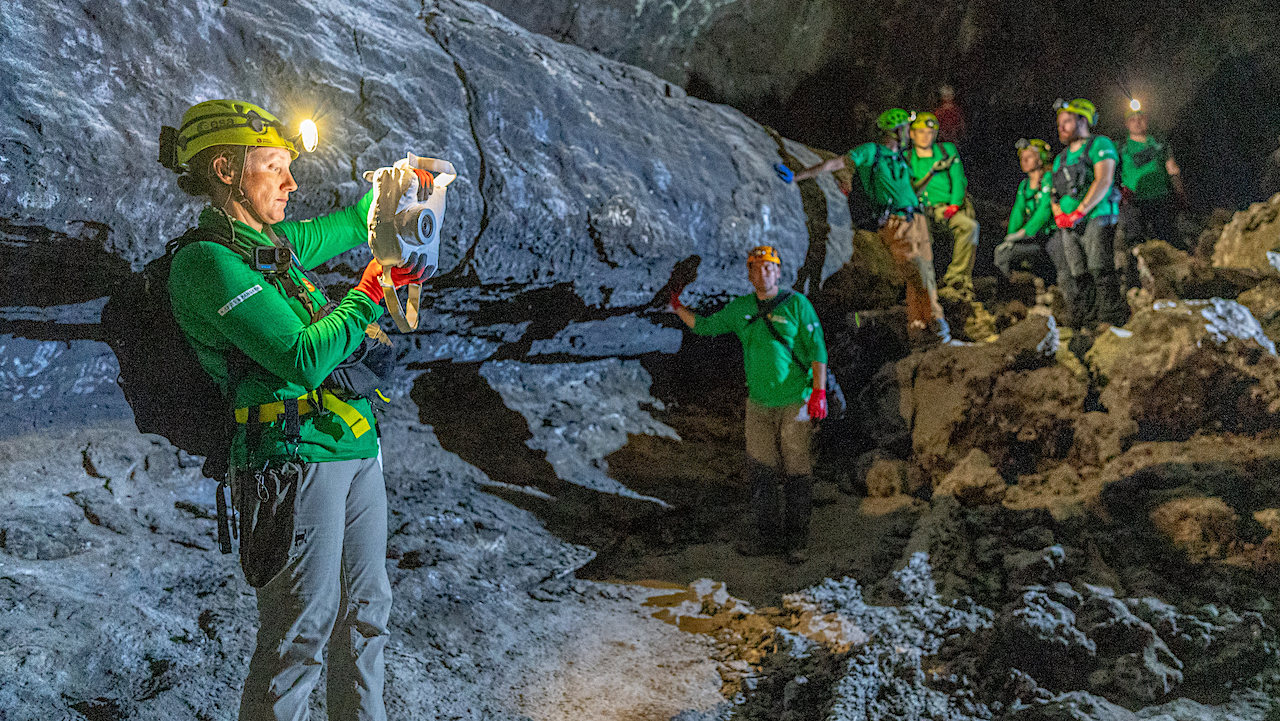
807, 388, 827, 420
669, 289, 684, 311
942, 204, 961, 220
353, 260, 426, 304
411, 167, 434, 198
1055, 209, 1086, 229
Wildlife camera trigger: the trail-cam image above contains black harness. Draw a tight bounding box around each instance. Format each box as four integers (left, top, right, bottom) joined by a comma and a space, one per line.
1051, 136, 1120, 208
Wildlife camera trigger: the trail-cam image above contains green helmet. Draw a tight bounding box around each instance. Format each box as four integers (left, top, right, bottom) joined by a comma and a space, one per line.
910, 111, 939, 130
1015, 138, 1052, 163
159, 99, 300, 173
877, 108, 914, 133
1053, 97, 1097, 126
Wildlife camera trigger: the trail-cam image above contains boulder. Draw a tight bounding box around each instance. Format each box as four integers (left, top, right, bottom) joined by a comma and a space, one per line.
1237, 278, 1280, 344
1086, 299, 1280, 441
1212, 192, 1280, 275
861, 315, 1085, 478
1007, 691, 1139, 721
1133, 240, 1267, 301
935, 449, 1007, 506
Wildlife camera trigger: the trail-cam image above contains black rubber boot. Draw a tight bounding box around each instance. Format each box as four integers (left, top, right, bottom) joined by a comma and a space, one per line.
1095, 270, 1129, 327
737, 459, 782, 556
1071, 273, 1097, 329
782, 474, 813, 564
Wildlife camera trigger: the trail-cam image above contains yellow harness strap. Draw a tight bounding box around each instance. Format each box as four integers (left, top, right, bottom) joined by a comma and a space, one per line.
234, 390, 371, 438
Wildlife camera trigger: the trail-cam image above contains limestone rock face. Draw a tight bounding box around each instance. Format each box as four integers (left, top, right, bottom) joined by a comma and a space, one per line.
1086, 299, 1280, 441
1212, 192, 1280, 275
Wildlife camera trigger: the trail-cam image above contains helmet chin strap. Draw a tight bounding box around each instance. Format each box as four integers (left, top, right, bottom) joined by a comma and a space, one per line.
221, 146, 274, 235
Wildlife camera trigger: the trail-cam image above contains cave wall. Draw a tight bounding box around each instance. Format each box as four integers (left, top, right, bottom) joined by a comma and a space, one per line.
0, 0, 853, 444
476, 0, 1280, 208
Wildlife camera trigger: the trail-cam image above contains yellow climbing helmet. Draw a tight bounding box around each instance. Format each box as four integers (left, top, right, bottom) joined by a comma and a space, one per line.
1053, 98, 1097, 126
1015, 138, 1052, 163
911, 111, 939, 130
159, 99, 315, 172
747, 245, 781, 266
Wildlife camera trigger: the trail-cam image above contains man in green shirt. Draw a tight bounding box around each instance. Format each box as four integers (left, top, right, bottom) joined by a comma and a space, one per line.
996, 139, 1066, 288
671, 246, 828, 564
1049, 98, 1127, 329
907, 111, 980, 301
775, 108, 950, 346
1118, 106, 1186, 261
161, 99, 427, 721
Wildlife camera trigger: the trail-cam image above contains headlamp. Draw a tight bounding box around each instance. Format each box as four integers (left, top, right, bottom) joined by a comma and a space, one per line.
1129, 98, 1142, 112
298, 119, 319, 153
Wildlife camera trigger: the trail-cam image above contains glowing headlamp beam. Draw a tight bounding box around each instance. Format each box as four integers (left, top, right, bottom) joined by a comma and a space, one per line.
1129, 98, 1142, 112
298, 119, 319, 153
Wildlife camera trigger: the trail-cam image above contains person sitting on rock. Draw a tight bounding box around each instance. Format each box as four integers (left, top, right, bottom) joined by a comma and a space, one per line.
160, 98, 429, 721
1118, 104, 1187, 273
1049, 98, 1128, 330
996, 139, 1063, 286
775, 109, 951, 347
907, 111, 980, 302
669, 245, 828, 564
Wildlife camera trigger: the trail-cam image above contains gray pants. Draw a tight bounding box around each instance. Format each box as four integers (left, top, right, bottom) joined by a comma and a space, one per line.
239, 455, 391, 721
1054, 215, 1127, 327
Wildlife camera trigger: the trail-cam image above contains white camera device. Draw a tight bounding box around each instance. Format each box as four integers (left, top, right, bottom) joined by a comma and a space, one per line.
365, 153, 458, 332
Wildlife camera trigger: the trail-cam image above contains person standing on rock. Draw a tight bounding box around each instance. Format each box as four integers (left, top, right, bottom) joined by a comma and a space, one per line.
996, 139, 1065, 287
1118, 105, 1187, 262
159, 98, 428, 721
670, 245, 828, 564
1049, 98, 1128, 330
775, 108, 952, 347
906, 111, 980, 302
934, 85, 967, 144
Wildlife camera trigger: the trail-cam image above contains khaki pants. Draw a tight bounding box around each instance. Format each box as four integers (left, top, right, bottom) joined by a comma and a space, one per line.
744, 400, 813, 549
879, 215, 943, 327
927, 199, 980, 294
239, 455, 391, 721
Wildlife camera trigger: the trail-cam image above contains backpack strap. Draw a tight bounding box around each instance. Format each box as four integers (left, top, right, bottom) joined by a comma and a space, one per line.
746, 289, 809, 374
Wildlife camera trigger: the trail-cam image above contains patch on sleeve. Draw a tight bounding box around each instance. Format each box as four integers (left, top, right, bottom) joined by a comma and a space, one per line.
218, 284, 263, 316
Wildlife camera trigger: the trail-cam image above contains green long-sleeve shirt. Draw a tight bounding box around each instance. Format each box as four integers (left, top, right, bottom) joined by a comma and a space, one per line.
846, 142, 919, 213
1008, 174, 1053, 237
907, 142, 967, 207
691, 291, 827, 407
169, 192, 382, 467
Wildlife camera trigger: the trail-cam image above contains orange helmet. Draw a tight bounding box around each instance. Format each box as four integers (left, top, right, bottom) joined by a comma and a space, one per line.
746, 245, 781, 266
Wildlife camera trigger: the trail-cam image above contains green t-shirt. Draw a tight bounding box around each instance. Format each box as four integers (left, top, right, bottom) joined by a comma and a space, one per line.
1051, 135, 1120, 218
169, 193, 383, 467
846, 142, 919, 213
1120, 136, 1172, 200
1008, 174, 1053, 237
907, 142, 967, 207
691, 290, 827, 407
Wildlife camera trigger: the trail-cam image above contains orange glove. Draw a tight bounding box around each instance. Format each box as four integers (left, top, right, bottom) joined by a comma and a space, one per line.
942, 204, 961, 220
353, 260, 426, 304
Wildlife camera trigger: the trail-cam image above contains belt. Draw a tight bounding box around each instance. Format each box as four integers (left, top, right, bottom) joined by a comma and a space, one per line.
234, 389, 372, 439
